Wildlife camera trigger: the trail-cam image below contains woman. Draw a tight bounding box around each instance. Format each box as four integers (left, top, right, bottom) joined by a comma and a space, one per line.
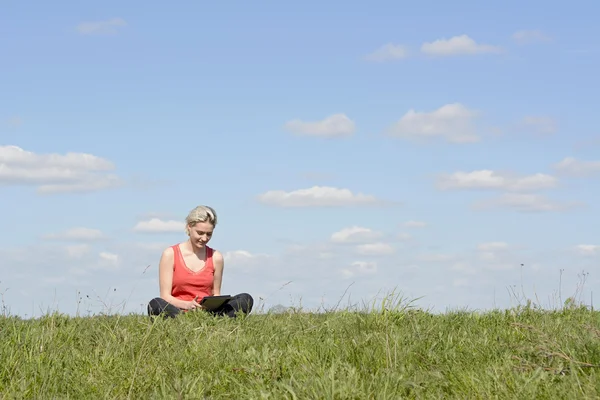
147, 205, 254, 318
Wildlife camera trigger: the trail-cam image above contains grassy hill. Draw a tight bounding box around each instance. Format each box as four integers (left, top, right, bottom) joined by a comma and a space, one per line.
1, 297, 599, 399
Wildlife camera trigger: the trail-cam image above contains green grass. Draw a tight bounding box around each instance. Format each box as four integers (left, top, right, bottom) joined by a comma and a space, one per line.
1, 296, 599, 399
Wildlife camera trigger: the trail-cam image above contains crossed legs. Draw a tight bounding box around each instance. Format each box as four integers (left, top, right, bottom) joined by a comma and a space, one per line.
147, 293, 254, 319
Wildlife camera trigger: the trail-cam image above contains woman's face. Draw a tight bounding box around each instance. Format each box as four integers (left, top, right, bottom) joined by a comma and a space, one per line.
188, 221, 214, 248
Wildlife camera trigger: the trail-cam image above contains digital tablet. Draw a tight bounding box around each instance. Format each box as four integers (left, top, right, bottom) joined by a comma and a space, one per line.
200, 295, 232, 311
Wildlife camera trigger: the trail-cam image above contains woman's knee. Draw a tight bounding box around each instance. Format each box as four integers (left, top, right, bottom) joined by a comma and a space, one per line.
148, 297, 166, 307
148, 297, 164, 314
148, 297, 179, 317
236, 293, 254, 311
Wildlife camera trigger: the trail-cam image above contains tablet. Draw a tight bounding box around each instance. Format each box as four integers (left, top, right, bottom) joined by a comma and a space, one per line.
200, 295, 232, 311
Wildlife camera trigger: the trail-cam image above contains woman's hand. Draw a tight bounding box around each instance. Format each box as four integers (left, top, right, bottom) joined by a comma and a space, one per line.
181, 297, 204, 310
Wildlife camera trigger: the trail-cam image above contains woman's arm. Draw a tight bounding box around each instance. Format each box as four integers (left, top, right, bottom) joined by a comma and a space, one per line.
158, 247, 198, 309
212, 250, 224, 296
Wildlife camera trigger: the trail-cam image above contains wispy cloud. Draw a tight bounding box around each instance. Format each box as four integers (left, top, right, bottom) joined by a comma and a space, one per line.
76, 18, 127, 35
284, 114, 355, 137
257, 186, 385, 207
355, 242, 395, 256
472, 193, 581, 213
421, 35, 502, 56
364, 43, 409, 62
388, 103, 480, 143
0, 145, 123, 194
553, 157, 600, 177
574, 244, 599, 257
436, 170, 558, 192
340, 261, 378, 278
330, 226, 383, 244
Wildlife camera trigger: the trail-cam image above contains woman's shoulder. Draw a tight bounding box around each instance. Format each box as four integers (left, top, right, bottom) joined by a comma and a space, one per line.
208, 246, 224, 264
206, 245, 219, 254
160, 244, 180, 258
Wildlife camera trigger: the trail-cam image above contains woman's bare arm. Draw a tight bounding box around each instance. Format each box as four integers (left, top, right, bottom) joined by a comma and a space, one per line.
158, 247, 197, 309
212, 250, 224, 296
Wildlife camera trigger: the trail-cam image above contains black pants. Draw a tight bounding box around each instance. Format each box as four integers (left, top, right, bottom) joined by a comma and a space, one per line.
147, 293, 254, 319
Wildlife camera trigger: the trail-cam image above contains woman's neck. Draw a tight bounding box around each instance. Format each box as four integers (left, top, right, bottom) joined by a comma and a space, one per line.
184, 239, 207, 257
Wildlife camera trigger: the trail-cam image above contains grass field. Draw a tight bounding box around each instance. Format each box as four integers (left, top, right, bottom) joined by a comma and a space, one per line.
1, 292, 599, 399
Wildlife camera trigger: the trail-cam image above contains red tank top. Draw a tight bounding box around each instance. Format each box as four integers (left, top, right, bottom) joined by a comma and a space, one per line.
170, 244, 215, 301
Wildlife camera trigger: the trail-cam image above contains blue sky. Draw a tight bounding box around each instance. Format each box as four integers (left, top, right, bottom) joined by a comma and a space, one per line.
2, 1, 599, 317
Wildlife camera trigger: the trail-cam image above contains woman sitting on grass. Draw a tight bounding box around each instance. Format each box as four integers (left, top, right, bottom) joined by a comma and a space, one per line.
147, 205, 253, 319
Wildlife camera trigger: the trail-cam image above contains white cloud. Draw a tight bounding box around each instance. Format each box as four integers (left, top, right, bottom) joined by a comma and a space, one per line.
0, 145, 114, 170
521, 116, 557, 135
68, 247, 122, 272
76, 18, 127, 35
224, 250, 255, 259
340, 261, 378, 278
473, 193, 577, 212
0, 145, 122, 194
553, 157, 600, 177
284, 114, 355, 137
223, 250, 270, 262
355, 242, 395, 256
421, 35, 502, 56
512, 30, 552, 44
331, 226, 383, 243
365, 43, 409, 62
76, 251, 120, 273
403, 220, 427, 228
257, 186, 383, 207
223, 250, 273, 272
575, 245, 599, 257
388, 103, 480, 143
133, 218, 182, 233
340, 269, 354, 279
43, 227, 105, 241
99, 251, 119, 263
437, 170, 558, 191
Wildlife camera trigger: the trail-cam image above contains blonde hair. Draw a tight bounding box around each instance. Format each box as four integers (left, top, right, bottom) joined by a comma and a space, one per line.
185, 205, 217, 232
